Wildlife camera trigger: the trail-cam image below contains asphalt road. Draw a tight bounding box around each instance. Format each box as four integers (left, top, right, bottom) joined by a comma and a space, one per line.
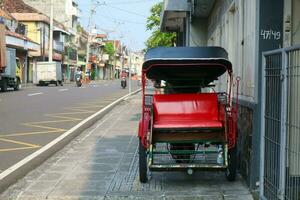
0, 79, 139, 173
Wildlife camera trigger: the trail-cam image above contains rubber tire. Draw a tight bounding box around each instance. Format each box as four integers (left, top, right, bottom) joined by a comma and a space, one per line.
1, 80, 7, 92
14, 78, 21, 91
225, 147, 237, 181
139, 138, 148, 183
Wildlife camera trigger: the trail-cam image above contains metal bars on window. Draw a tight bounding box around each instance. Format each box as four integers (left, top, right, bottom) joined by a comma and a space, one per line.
261, 45, 300, 200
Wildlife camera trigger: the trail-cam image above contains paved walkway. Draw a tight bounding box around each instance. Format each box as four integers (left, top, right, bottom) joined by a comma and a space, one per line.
0, 93, 254, 200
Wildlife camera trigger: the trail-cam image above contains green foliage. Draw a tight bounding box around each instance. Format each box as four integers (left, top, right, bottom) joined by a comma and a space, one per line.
76, 24, 84, 33
146, 2, 162, 31
145, 2, 176, 51
104, 42, 115, 57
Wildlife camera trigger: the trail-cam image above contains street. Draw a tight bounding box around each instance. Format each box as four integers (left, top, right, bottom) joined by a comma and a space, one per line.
0, 93, 253, 200
0, 80, 138, 173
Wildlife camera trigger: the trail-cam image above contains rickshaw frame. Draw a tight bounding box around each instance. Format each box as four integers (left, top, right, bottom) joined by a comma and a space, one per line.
138, 47, 239, 183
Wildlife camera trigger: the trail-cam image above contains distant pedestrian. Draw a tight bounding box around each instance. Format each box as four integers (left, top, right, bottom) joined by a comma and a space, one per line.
85, 70, 90, 83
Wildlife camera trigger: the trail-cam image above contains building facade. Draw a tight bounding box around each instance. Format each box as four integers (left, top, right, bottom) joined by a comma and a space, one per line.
23, 0, 80, 81
0, 4, 39, 84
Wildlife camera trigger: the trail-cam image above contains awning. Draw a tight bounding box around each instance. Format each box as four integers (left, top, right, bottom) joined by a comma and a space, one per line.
54, 27, 70, 35
5, 31, 39, 51
160, 0, 189, 32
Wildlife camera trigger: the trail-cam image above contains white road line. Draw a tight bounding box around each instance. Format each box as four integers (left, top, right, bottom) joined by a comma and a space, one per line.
27, 92, 43, 96
58, 89, 69, 92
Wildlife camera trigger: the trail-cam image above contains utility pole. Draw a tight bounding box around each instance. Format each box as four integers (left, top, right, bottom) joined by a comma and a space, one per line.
128, 50, 132, 93
113, 40, 117, 80
85, 0, 93, 73
49, 0, 54, 62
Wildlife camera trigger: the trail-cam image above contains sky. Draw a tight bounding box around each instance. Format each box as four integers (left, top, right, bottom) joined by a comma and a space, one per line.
77, 0, 162, 51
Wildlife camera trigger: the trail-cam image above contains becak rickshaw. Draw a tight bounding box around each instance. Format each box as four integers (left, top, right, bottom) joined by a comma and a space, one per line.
138, 47, 239, 183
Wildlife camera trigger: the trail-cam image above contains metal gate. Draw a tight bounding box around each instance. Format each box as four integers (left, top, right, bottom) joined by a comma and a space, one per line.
261, 45, 300, 200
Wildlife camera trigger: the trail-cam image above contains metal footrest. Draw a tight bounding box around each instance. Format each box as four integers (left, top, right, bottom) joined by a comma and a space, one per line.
149, 163, 227, 171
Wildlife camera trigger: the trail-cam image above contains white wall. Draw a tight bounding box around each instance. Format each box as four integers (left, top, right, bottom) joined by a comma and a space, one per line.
206, 0, 258, 102
189, 18, 207, 46
292, 0, 300, 45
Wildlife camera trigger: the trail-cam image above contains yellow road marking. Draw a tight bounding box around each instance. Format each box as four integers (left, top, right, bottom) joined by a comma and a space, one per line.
0, 137, 41, 152
43, 115, 82, 121
0, 138, 41, 148
0, 96, 120, 152
0, 147, 39, 152
22, 123, 67, 131
46, 111, 92, 115
23, 119, 80, 124
3, 130, 64, 137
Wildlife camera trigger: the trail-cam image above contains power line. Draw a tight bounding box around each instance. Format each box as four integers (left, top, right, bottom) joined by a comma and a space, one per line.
104, 0, 156, 5
103, 4, 147, 18
99, 14, 145, 25
81, 0, 154, 5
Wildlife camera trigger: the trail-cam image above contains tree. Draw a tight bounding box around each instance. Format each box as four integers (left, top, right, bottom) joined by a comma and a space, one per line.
145, 2, 176, 50
104, 42, 115, 58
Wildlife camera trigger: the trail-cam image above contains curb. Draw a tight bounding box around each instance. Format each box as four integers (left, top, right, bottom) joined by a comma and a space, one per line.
0, 89, 141, 193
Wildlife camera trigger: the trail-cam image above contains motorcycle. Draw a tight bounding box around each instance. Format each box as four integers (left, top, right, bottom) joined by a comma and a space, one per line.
121, 77, 127, 89
75, 74, 82, 87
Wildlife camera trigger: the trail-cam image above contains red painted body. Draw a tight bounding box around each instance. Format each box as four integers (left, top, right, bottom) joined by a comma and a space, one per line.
152, 93, 222, 129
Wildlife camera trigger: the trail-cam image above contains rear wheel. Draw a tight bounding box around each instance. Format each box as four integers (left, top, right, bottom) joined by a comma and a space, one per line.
14, 78, 21, 91
139, 138, 148, 183
1, 80, 7, 92
225, 147, 237, 181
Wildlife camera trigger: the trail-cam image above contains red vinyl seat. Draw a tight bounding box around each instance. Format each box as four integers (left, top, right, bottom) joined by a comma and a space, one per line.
152, 93, 222, 130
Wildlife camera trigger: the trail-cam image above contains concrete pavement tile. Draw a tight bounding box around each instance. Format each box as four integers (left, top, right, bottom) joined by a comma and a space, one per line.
73, 163, 117, 173
47, 164, 75, 172
163, 195, 223, 200
23, 169, 45, 181
224, 195, 254, 200
47, 196, 104, 200
48, 181, 107, 198
55, 157, 79, 166
38, 172, 65, 182
25, 181, 58, 192
87, 156, 123, 163
64, 171, 115, 181
9, 194, 47, 200
104, 194, 223, 200
118, 164, 132, 171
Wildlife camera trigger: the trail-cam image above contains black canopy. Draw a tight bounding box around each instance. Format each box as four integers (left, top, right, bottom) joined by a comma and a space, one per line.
143, 47, 232, 83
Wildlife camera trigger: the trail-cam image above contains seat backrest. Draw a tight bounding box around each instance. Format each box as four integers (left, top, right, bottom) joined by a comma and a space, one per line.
152, 93, 219, 122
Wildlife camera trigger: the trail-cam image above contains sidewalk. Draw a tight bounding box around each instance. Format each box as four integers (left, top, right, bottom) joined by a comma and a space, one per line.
0, 93, 254, 200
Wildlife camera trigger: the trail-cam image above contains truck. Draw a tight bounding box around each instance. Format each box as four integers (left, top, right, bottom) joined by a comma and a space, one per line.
0, 18, 21, 92
0, 47, 22, 92
34, 61, 63, 86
